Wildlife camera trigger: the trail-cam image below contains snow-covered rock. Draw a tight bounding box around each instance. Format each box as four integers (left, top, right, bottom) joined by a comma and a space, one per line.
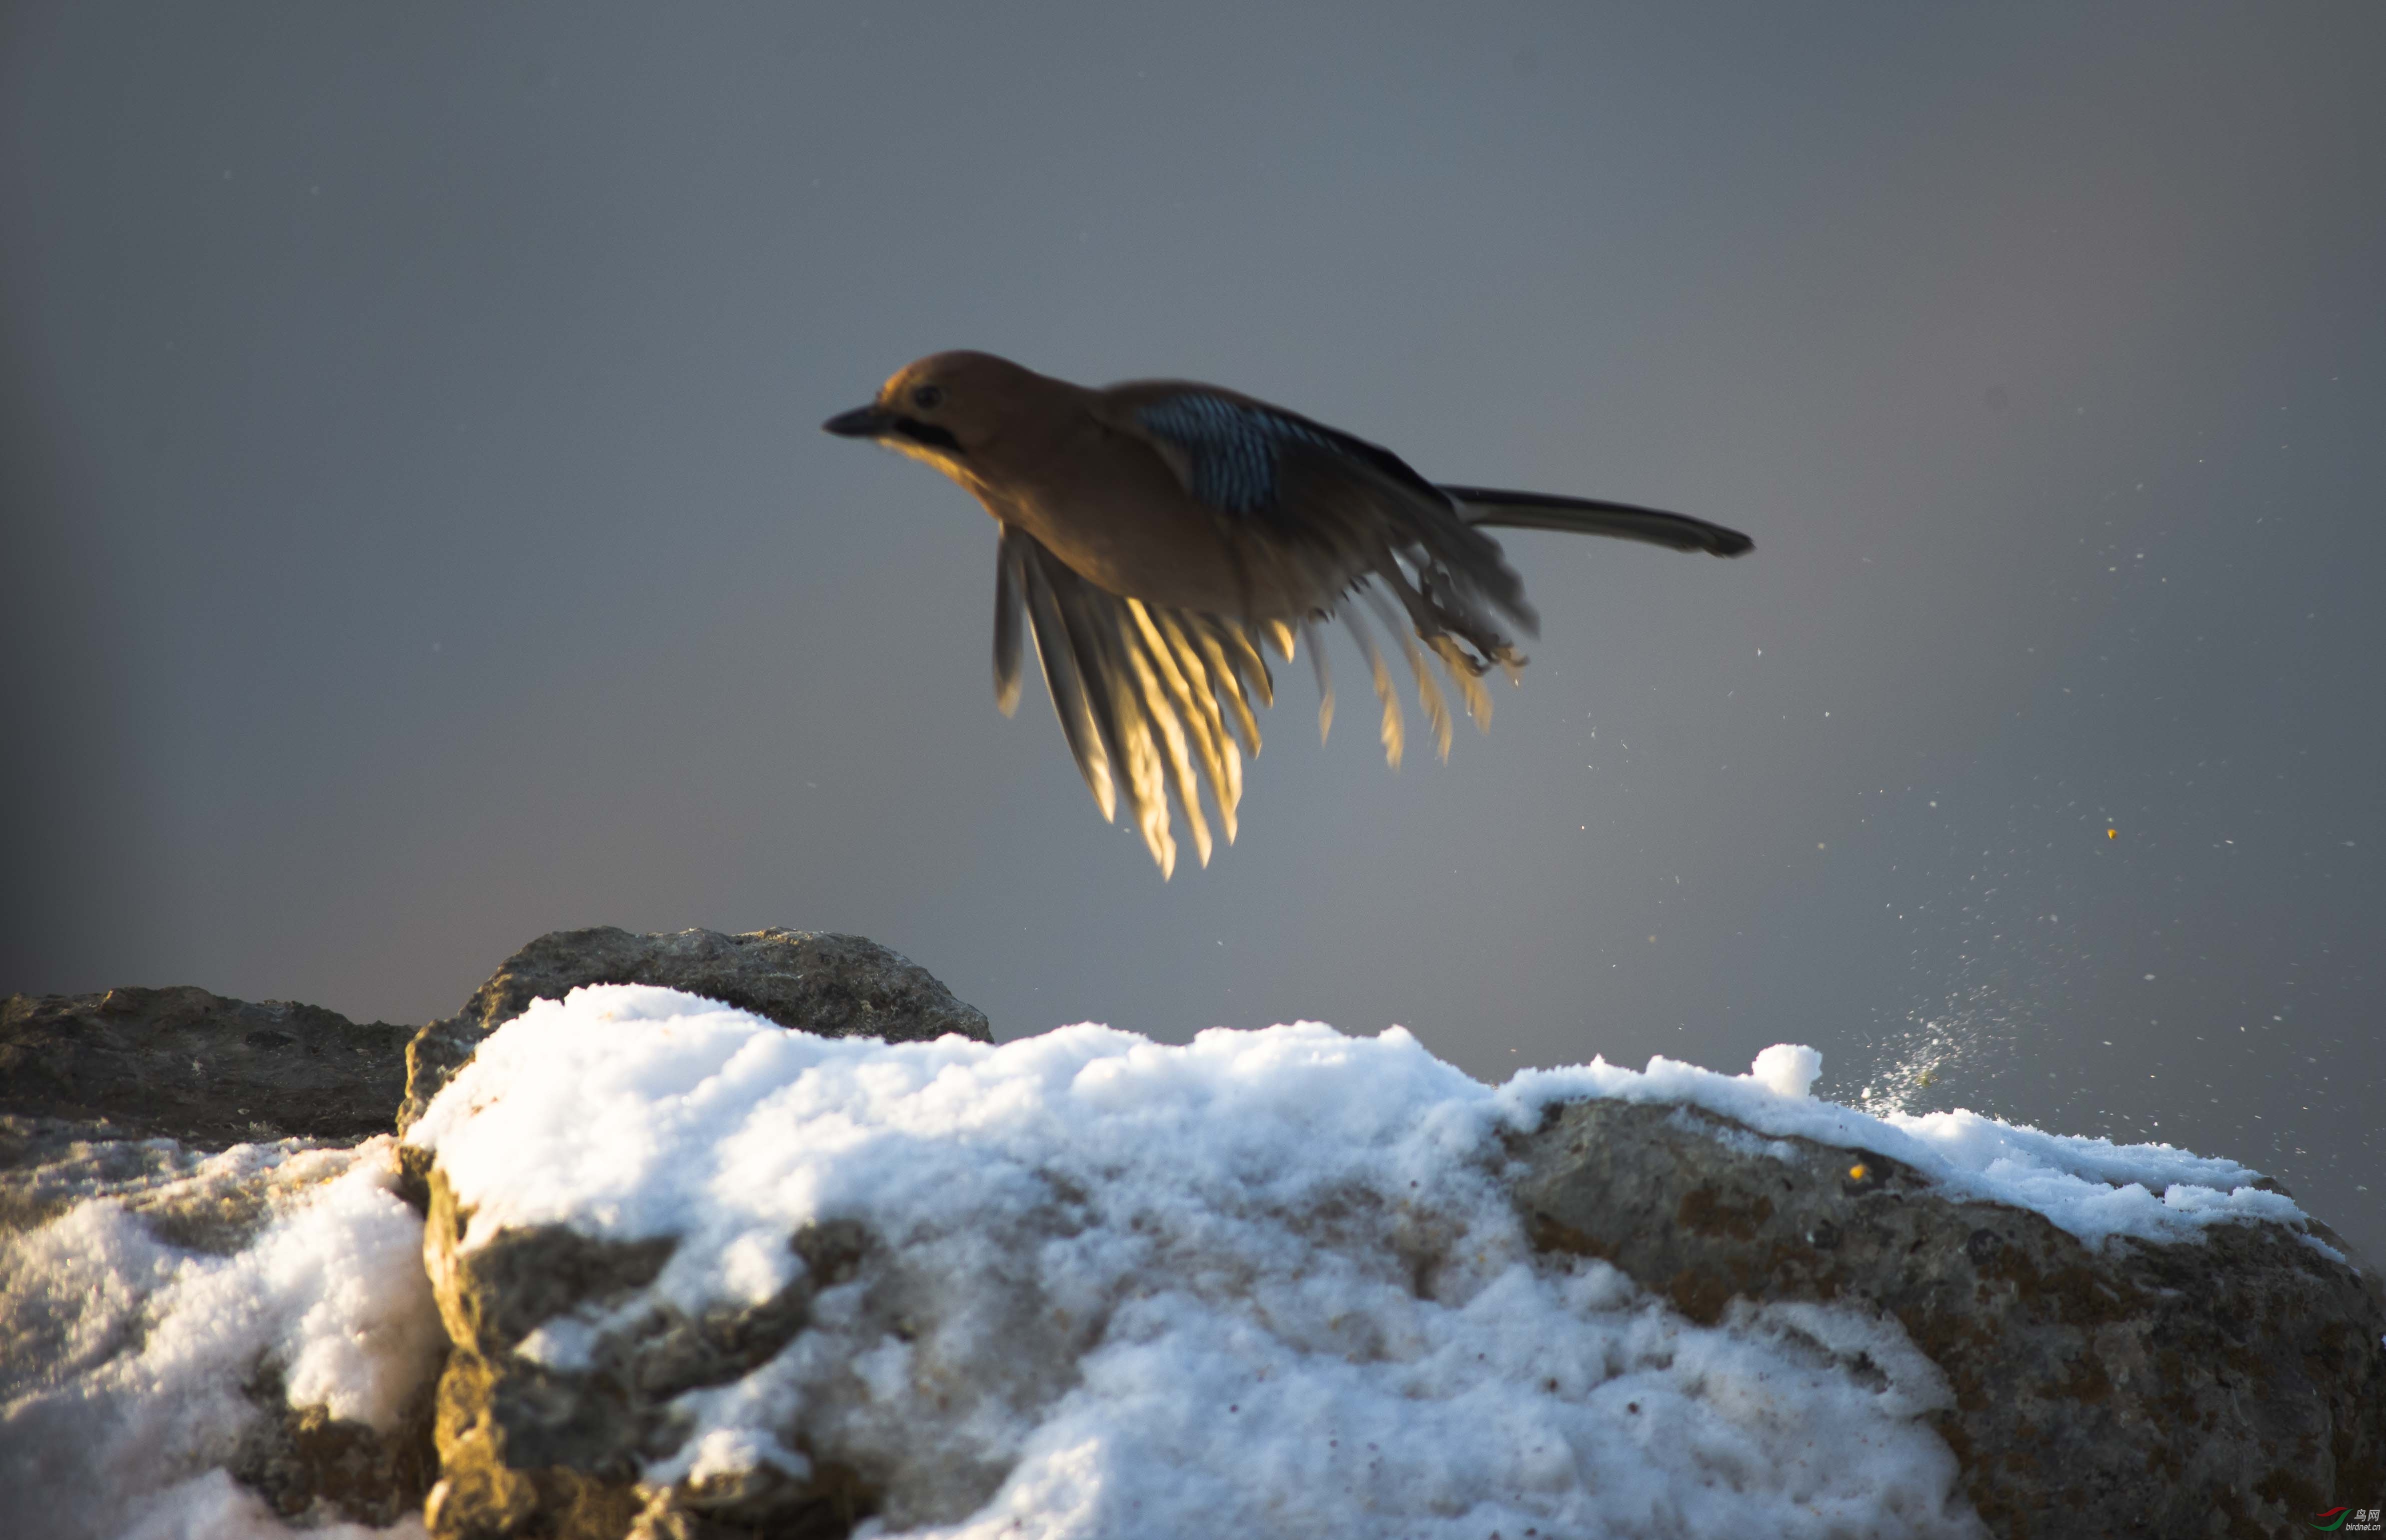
406, 985, 2384, 1540
1, 927, 991, 1540
4, 929, 2380, 1540
1515, 1098, 2384, 1537
1, 1132, 443, 1537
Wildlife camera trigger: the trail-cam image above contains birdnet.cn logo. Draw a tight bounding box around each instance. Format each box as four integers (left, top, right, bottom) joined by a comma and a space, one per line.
2312, 1506, 2382, 1533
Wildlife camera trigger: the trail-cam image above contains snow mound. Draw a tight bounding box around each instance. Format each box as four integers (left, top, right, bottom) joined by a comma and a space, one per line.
404, 984, 2278, 1537
14, 978, 2303, 1540
1, 1136, 442, 1539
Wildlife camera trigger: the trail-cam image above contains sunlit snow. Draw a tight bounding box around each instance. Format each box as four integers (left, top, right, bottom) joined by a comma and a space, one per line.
9, 984, 2318, 1538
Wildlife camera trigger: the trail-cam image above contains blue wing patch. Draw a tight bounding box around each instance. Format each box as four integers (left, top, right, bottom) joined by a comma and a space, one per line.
1136, 392, 1449, 528
1135, 394, 1336, 516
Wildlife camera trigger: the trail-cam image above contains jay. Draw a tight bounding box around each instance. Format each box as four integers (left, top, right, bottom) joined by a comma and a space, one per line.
825, 352, 1751, 876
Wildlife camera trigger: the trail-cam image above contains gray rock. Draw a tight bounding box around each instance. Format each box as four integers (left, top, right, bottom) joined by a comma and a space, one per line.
399, 1056, 2386, 1540
398, 926, 994, 1537
419, 1165, 875, 1540
397, 927, 994, 1134
1511, 1098, 2386, 1540
0, 985, 414, 1150
229, 1364, 440, 1530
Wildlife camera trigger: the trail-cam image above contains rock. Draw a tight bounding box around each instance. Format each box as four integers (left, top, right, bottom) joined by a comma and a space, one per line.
397, 928, 994, 1134
0, 985, 414, 1149
397, 928, 995, 1536
398, 1004, 2386, 1540
419, 1166, 875, 1540
1511, 1098, 2386, 1540
229, 1364, 441, 1528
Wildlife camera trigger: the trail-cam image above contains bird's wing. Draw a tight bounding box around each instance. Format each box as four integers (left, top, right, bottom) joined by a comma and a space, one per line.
1092, 384, 1543, 766
1442, 486, 1753, 557
998, 524, 1275, 877
1099, 383, 1529, 627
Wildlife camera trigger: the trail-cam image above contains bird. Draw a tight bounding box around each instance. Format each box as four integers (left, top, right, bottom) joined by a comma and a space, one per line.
824, 351, 1751, 876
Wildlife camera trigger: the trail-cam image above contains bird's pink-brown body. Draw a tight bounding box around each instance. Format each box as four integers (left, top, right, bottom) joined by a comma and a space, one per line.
825, 350, 1750, 874
853, 354, 1360, 621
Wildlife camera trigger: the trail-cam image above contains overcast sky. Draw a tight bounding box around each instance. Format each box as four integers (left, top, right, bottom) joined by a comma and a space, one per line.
5, 3, 2379, 1261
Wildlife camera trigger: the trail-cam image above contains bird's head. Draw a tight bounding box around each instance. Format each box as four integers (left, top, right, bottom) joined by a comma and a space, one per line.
822, 351, 1043, 472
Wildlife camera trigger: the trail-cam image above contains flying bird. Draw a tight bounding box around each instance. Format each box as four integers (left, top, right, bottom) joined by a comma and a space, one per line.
825, 352, 1750, 876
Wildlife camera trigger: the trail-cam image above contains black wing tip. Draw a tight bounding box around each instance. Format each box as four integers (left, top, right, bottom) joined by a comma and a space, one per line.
1708, 528, 1755, 558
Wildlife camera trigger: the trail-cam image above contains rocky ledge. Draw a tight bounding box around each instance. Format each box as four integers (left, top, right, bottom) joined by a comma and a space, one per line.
1, 928, 2377, 1540
1515, 1098, 2383, 1538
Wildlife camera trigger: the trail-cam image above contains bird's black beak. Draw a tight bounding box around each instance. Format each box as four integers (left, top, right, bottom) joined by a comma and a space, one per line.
822, 405, 893, 439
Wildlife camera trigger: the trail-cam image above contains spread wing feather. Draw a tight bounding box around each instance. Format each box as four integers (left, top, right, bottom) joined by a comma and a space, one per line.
1002, 526, 1278, 876
1127, 388, 1538, 672
1011, 528, 1116, 824
993, 534, 1027, 716
1122, 388, 1538, 774
1002, 388, 1750, 870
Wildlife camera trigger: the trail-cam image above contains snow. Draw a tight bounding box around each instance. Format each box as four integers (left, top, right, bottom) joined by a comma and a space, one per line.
1749, 1041, 1823, 1100
118, 1472, 427, 1540
1499, 1046, 2301, 1250
4, 980, 2326, 1538
0, 1137, 442, 1540
404, 984, 2320, 1536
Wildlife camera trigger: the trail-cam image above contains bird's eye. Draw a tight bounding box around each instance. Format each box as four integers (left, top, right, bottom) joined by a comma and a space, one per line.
911, 384, 944, 410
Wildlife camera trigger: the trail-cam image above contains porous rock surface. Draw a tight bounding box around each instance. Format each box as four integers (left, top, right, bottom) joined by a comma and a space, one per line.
1510, 1098, 2386, 1540
0, 984, 414, 1150
404, 928, 994, 1540
421, 1192, 881, 1540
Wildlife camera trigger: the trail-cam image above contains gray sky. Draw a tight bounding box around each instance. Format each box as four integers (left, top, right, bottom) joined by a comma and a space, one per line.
5, 4, 2380, 1262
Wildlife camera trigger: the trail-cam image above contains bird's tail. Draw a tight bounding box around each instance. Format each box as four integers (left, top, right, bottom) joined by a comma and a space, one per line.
1442, 486, 1753, 558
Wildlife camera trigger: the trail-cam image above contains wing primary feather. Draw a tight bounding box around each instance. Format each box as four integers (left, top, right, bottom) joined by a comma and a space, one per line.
1120, 621, 1209, 867
1361, 584, 1453, 762
1145, 608, 1242, 838
1146, 610, 1230, 752
1374, 559, 1496, 731
1337, 602, 1404, 770
1184, 620, 1263, 760
1047, 565, 1176, 876
1205, 617, 1275, 710
1017, 544, 1117, 822
1428, 634, 1494, 730
1300, 618, 1334, 742
1125, 601, 1223, 860
993, 532, 1026, 716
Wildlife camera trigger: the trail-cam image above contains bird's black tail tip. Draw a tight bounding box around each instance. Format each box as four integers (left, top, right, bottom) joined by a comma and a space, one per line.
1444, 486, 1755, 560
